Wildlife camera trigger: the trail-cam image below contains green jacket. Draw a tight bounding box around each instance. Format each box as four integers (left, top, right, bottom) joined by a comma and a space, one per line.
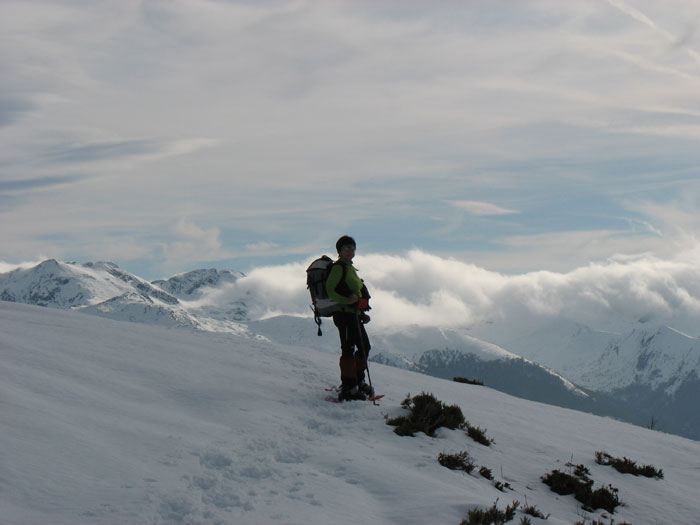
325, 258, 366, 313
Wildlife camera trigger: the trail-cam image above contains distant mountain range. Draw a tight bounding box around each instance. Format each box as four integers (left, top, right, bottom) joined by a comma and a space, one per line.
2, 259, 700, 441
0, 259, 250, 334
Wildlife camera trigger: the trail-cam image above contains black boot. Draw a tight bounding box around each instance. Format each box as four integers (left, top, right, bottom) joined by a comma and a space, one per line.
357, 380, 374, 398
338, 385, 366, 402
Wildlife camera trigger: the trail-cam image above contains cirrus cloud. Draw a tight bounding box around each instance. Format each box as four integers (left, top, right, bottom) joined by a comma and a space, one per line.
446, 200, 519, 216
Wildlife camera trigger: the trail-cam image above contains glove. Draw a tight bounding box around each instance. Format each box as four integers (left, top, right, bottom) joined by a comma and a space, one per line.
357, 298, 370, 310
361, 313, 371, 324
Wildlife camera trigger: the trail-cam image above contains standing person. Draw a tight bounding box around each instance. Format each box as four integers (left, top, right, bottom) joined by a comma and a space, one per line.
326, 235, 374, 401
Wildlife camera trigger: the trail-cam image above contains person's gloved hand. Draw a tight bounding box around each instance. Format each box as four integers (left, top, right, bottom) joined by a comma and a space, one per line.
361, 313, 371, 324
357, 298, 370, 310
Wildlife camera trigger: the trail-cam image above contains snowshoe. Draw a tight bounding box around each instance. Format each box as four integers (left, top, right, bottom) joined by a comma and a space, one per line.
338, 385, 367, 402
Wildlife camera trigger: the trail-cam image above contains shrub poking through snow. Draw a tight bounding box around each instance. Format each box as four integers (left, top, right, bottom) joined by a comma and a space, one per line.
438, 451, 476, 473
595, 451, 664, 479
493, 480, 512, 492
454, 376, 484, 386
461, 499, 519, 525
479, 466, 494, 480
541, 463, 621, 514
466, 422, 495, 446
386, 392, 465, 437
521, 504, 547, 519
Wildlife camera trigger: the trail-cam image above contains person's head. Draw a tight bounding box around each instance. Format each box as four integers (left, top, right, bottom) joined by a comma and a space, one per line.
336, 235, 356, 260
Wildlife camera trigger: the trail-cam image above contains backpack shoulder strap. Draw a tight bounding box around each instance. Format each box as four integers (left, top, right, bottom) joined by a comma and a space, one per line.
330, 260, 350, 297
333, 260, 348, 279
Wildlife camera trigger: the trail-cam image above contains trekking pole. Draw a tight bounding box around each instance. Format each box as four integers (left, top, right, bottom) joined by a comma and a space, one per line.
354, 307, 376, 405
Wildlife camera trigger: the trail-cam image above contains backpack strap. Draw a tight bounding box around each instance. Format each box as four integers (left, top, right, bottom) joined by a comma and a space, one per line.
331, 260, 350, 298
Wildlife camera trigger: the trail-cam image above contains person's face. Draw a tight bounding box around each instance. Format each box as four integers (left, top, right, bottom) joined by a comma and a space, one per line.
340, 244, 355, 260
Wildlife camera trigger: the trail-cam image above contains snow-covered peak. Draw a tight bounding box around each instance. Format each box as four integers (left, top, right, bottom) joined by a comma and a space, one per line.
0, 260, 259, 335
373, 324, 518, 361
581, 325, 700, 393
152, 268, 244, 299
0, 259, 175, 309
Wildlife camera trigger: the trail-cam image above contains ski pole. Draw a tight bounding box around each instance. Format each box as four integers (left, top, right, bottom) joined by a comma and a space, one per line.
354, 307, 376, 405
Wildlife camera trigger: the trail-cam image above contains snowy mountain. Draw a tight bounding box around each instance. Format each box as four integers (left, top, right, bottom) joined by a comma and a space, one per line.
0, 259, 178, 309
0, 260, 252, 335
501, 320, 700, 439
501, 319, 700, 396
588, 326, 700, 440
3, 300, 700, 524
586, 325, 700, 393
3, 259, 700, 441
153, 268, 244, 300
494, 319, 620, 383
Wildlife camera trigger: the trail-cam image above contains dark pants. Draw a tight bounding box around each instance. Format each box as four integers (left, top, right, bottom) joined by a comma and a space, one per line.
333, 312, 371, 388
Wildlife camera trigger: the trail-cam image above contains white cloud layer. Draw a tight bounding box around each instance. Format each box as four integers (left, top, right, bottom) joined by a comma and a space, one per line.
0, 259, 47, 274
211, 247, 700, 340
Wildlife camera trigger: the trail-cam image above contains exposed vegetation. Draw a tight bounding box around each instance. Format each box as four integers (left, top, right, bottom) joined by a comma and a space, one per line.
454, 376, 484, 386
521, 504, 547, 519
386, 392, 465, 437
595, 451, 664, 479
479, 466, 494, 480
493, 480, 513, 492
466, 422, 495, 446
438, 451, 476, 473
461, 499, 520, 525
541, 463, 620, 514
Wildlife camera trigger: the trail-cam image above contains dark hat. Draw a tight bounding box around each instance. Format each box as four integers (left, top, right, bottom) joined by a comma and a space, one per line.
336, 235, 356, 253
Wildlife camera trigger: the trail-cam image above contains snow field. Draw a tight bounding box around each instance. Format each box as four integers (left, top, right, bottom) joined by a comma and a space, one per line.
2, 301, 700, 524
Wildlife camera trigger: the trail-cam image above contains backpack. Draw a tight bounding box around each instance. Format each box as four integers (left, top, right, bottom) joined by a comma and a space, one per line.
306, 255, 347, 335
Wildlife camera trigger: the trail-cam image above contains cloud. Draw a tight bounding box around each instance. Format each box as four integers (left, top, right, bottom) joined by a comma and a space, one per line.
607, 0, 700, 65
0, 97, 35, 128
446, 200, 519, 216
245, 241, 280, 253
204, 247, 700, 343
0, 259, 47, 274
362, 249, 700, 337
36, 137, 219, 166
159, 217, 232, 273
0, 174, 83, 192
3, 0, 700, 280
624, 195, 700, 250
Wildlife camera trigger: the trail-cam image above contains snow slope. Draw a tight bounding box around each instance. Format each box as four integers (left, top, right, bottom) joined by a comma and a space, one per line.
4, 259, 700, 441
2, 301, 700, 524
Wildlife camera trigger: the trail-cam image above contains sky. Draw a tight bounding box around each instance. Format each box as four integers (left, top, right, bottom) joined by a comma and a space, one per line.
2, 0, 700, 280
